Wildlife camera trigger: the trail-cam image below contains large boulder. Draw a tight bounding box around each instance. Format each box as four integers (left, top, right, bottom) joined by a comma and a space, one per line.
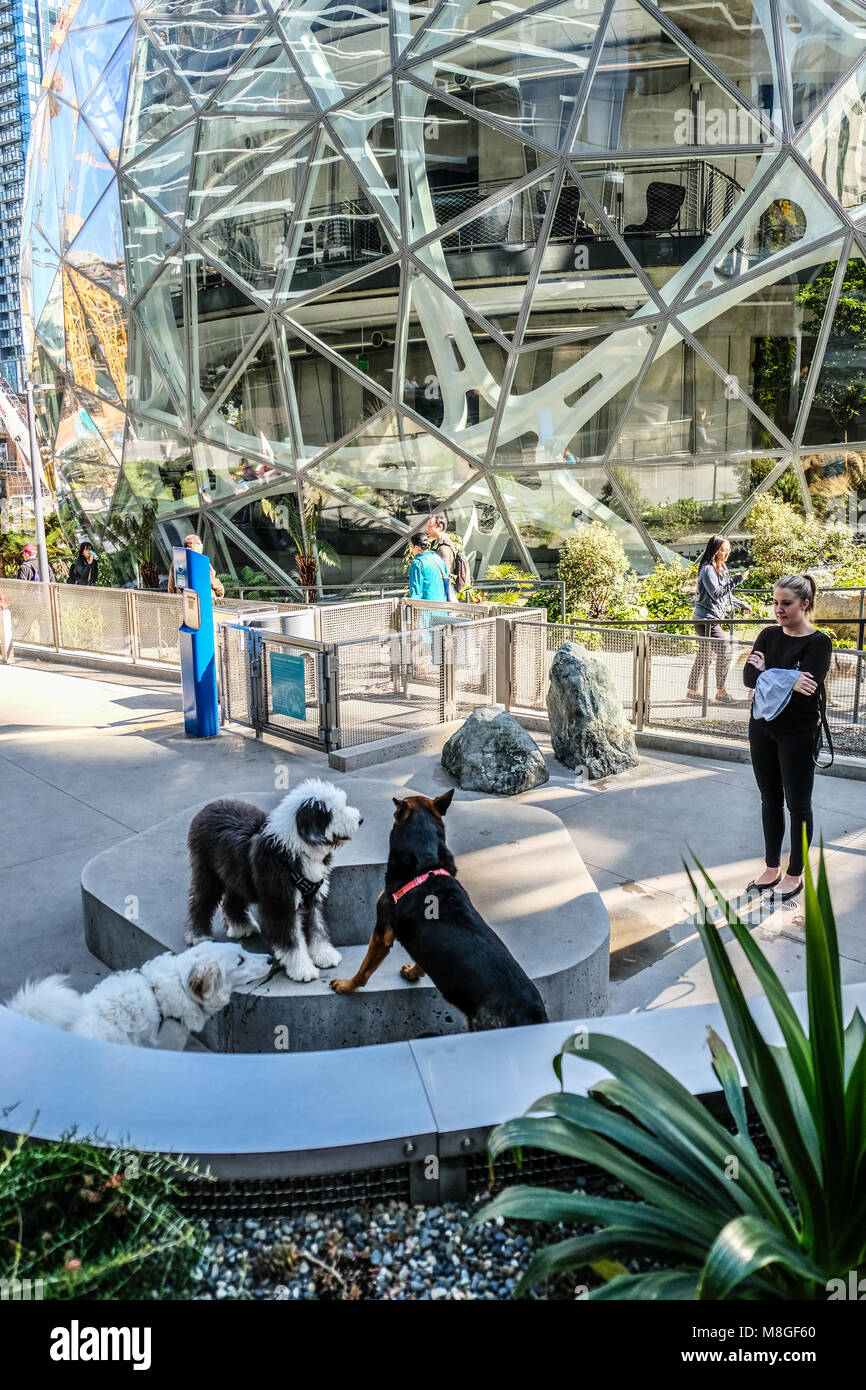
547, 642, 639, 778
441, 707, 549, 794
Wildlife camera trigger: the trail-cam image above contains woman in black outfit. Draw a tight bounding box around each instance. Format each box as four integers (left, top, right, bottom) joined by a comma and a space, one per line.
742, 574, 831, 901
67, 542, 98, 586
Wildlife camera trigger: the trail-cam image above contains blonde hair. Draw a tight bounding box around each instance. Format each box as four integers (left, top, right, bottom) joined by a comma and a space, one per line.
775, 574, 816, 612
183, 534, 203, 550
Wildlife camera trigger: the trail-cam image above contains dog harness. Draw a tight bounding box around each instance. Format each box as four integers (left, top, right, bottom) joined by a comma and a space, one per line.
139, 974, 184, 1036
287, 865, 324, 903
392, 868, 452, 903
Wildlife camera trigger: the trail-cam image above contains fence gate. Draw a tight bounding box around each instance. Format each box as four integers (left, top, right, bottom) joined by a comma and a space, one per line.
219, 625, 337, 751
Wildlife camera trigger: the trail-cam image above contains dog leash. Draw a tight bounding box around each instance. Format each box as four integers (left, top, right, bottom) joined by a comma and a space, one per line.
392, 868, 452, 903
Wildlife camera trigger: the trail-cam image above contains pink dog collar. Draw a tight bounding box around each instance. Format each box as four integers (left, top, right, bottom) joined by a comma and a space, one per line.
392, 868, 451, 903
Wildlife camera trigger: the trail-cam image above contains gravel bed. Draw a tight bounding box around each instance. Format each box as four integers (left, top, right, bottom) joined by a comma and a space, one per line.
187, 1189, 611, 1301
652, 716, 866, 755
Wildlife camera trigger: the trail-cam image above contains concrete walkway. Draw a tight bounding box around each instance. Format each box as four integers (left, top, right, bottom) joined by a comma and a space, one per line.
1, 659, 865, 1015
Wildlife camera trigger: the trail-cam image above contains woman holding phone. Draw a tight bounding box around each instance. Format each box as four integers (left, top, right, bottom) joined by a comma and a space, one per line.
741, 575, 831, 901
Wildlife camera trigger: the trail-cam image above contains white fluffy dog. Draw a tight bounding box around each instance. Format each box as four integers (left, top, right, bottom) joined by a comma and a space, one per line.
5, 942, 274, 1050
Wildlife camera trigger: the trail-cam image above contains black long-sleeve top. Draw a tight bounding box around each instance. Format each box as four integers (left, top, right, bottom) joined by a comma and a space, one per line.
742, 625, 832, 732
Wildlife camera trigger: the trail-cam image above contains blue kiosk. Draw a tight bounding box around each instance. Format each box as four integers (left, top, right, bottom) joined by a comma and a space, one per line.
173, 545, 219, 738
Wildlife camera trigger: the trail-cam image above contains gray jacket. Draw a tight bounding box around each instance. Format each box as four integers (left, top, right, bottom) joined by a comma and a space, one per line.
693, 563, 749, 622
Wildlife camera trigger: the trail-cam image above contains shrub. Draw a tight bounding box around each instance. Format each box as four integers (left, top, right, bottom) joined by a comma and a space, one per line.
746, 495, 859, 586
474, 841, 866, 1299
558, 523, 636, 619
0, 1131, 205, 1299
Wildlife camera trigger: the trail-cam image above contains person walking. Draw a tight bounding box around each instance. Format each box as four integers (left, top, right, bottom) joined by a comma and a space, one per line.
67, 541, 98, 586
686, 534, 752, 703
17, 542, 54, 583
167, 534, 225, 600
742, 575, 832, 901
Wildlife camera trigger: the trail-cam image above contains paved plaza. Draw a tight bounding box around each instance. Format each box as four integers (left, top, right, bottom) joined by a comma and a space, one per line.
2, 658, 865, 1023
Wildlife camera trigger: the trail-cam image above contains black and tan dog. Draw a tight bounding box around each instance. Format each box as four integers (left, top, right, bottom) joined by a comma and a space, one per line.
330, 790, 547, 1031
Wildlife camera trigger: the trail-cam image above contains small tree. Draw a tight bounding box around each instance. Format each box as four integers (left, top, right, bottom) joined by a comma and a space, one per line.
746, 494, 858, 585
109, 503, 161, 589
260, 493, 339, 602
557, 521, 636, 618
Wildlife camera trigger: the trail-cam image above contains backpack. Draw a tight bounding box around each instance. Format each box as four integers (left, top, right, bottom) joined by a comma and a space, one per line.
435, 537, 469, 594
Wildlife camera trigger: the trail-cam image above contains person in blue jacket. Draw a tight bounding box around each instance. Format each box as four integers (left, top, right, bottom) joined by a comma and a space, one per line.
686, 534, 753, 703
408, 531, 451, 604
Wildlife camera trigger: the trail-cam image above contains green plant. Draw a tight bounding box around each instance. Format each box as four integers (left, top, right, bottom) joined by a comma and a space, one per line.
475, 840, 866, 1299
0, 1130, 206, 1299
745, 494, 860, 587
0, 515, 73, 579
216, 565, 272, 601
798, 259, 866, 442
109, 503, 161, 589
261, 493, 339, 601
558, 522, 637, 619
474, 563, 537, 606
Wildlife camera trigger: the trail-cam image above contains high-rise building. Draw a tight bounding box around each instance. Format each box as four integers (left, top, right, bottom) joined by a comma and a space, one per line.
0, 0, 43, 391
19, 0, 866, 592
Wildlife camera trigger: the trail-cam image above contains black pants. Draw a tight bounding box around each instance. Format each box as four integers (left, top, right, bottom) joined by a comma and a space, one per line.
748, 719, 816, 877
688, 621, 731, 691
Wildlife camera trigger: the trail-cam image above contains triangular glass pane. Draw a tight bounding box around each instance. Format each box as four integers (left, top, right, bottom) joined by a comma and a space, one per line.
305, 408, 478, 523
125, 122, 195, 227
189, 114, 308, 226
492, 320, 666, 467
122, 415, 198, 516
31, 346, 67, 443
493, 465, 655, 572
127, 324, 184, 426
67, 268, 128, 403
402, 267, 506, 454
71, 0, 134, 28
652, 0, 780, 125
45, 43, 77, 111
609, 328, 771, 465
120, 181, 179, 300
122, 31, 196, 162
276, 0, 391, 108
573, 0, 771, 154
412, 0, 577, 57
197, 133, 315, 301
192, 276, 265, 398
48, 99, 79, 249
430, 473, 525, 576
283, 265, 398, 396
54, 388, 120, 528
417, 0, 606, 153
609, 458, 745, 544
801, 447, 866, 519
193, 439, 280, 502
801, 251, 866, 446
32, 138, 63, 253
134, 255, 187, 400
67, 20, 131, 106
82, 26, 134, 161
797, 54, 866, 213
399, 79, 544, 247
210, 25, 315, 117
63, 269, 122, 402
326, 82, 400, 232
679, 155, 846, 304
67, 121, 116, 244
272, 133, 396, 305
685, 260, 845, 448
737, 459, 803, 521
392, 0, 442, 56
781, 0, 866, 126
35, 272, 67, 366
75, 388, 127, 460
279, 317, 387, 459
68, 184, 128, 301
148, 13, 265, 99
31, 229, 61, 326
294, 485, 406, 589
199, 330, 294, 466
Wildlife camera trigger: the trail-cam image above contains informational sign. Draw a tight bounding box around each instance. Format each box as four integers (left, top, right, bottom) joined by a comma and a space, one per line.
269, 650, 307, 720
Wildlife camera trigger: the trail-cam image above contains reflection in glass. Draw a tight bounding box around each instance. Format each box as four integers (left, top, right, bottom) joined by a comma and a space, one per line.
277, 0, 391, 104
798, 57, 866, 212
800, 254, 866, 446
494, 466, 655, 572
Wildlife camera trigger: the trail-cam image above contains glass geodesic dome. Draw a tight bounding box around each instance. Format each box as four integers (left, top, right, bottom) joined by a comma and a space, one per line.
20, 0, 866, 591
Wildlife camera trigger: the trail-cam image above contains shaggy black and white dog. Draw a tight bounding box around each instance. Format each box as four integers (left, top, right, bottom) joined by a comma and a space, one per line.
184, 780, 362, 982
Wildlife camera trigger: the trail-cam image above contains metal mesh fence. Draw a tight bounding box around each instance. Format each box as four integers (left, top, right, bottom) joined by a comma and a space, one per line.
318, 598, 397, 645
510, 621, 639, 717
0, 577, 53, 646
454, 618, 496, 715
55, 586, 132, 657
220, 625, 255, 729
336, 628, 442, 747
133, 592, 183, 664
260, 633, 323, 744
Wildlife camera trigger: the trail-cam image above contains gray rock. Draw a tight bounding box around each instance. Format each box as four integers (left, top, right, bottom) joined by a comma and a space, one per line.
546, 642, 639, 778
441, 707, 549, 795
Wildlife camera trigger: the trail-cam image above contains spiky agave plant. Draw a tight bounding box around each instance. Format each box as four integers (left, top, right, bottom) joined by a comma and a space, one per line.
473, 836, 866, 1299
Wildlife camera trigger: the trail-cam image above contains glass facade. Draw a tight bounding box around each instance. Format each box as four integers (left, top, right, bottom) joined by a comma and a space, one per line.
21, 0, 866, 590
